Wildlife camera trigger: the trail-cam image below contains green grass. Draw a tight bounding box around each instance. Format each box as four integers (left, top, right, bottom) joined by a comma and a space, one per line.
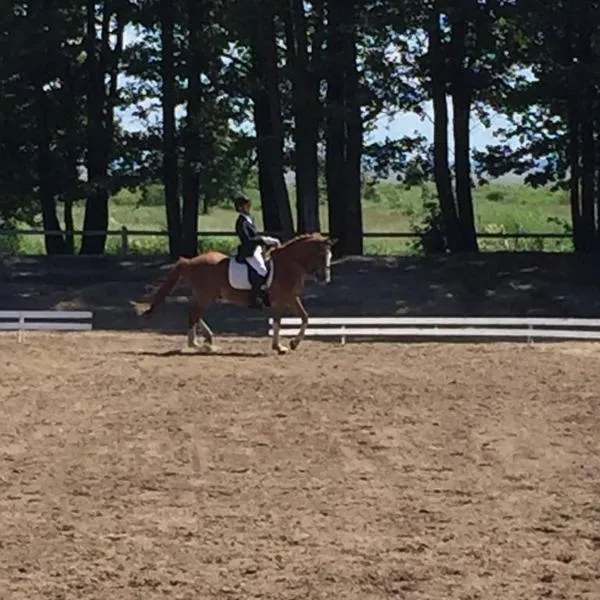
4, 181, 573, 256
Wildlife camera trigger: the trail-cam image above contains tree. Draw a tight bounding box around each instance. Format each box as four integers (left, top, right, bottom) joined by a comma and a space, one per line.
179, 0, 204, 257
473, 0, 600, 252
79, 0, 126, 255
324, 0, 363, 256
0, 1, 89, 254
121, 0, 256, 256
427, 0, 462, 250
284, 0, 324, 233
159, 0, 182, 257
246, 0, 294, 238
0, 3, 40, 228
447, 1, 479, 252
8, 0, 598, 259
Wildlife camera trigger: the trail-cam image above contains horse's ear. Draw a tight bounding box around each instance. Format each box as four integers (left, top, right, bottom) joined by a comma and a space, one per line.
328, 238, 338, 247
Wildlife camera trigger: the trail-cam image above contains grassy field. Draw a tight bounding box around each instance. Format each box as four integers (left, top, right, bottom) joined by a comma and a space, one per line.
3, 181, 574, 256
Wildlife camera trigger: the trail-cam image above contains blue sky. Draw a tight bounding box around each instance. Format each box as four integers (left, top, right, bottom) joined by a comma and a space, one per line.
369, 102, 510, 152
120, 100, 509, 152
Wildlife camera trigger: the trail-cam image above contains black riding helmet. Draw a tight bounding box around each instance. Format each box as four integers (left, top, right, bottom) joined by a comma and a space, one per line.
233, 194, 250, 210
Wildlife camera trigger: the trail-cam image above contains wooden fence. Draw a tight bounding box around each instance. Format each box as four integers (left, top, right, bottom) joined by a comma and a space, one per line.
0, 310, 93, 342
0, 227, 572, 256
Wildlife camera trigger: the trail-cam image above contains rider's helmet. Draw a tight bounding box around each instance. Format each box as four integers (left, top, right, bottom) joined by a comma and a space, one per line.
233, 194, 250, 211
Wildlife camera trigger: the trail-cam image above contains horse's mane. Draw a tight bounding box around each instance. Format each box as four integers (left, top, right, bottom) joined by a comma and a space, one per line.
275, 232, 327, 252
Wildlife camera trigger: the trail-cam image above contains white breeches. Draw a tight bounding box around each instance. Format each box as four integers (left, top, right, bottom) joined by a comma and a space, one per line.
246, 246, 268, 277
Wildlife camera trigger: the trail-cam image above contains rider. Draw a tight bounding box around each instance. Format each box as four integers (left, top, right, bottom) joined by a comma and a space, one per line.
233, 194, 280, 309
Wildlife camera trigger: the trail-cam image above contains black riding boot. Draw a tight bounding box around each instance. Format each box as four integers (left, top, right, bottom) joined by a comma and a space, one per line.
248, 269, 270, 309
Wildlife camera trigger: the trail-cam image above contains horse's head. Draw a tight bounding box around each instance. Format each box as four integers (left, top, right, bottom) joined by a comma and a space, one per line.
272, 233, 337, 284
311, 235, 336, 284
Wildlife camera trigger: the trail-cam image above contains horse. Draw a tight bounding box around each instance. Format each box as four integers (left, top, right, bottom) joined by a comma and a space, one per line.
135, 233, 336, 354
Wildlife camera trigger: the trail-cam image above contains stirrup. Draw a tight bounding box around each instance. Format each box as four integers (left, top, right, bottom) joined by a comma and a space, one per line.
249, 294, 266, 309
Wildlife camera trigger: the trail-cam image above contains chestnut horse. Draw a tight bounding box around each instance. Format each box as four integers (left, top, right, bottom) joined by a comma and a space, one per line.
136, 233, 335, 354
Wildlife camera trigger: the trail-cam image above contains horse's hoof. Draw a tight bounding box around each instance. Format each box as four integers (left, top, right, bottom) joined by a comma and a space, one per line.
191, 342, 213, 353
273, 345, 288, 355
290, 339, 299, 351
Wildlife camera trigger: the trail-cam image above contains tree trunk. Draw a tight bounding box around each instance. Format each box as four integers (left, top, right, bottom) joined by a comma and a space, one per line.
160, 0, 182, 258
324, 0, 347, 255
36, 81, 66, 255
80, 1, 123, 255
80, 0, 109, 254
180, 0, 203, 257
63, 60, 78, 254
324, 0, 364, 256
450, 9, 478, 252
595, 116, 600, 245
31, 5, 66, 256
428, 1, 461, 251
578, 21, 596, 251
565, 4, 584, 251
580, 106, 595, 251
64, 199, 75, 254
568, 102, 583, 250
452, 91, 478, 252
250, 0, 294, 239
285, 0, 321, 233
342, 3, 363, 255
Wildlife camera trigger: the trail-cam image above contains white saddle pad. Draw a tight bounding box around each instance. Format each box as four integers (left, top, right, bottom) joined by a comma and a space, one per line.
228, 259, 275, 291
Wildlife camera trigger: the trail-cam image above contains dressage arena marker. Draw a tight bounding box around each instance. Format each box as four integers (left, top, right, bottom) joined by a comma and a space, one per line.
0, 310, 93, 343
268, 316, 600, 344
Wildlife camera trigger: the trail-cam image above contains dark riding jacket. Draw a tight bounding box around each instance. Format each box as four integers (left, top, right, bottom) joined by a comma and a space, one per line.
235, 213, 262, 259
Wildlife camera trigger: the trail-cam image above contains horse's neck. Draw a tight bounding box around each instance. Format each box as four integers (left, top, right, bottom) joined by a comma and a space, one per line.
274, 242, 311, 270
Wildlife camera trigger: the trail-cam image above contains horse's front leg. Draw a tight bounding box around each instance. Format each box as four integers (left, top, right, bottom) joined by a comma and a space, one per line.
289, 297, 308, 351
270, 308, 289, 355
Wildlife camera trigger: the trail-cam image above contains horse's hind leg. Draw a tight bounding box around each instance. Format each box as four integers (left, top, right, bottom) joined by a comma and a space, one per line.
197, 318, 214, 349
187, 301, 214, 350
187, 301, 201, 348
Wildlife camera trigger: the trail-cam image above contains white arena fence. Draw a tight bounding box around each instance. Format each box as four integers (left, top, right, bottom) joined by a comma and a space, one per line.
268, 316, 600, 344
0, 310, 93, 342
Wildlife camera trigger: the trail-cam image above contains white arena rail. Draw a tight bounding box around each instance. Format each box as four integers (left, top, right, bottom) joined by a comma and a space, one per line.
268, 316, 600, 344
0, 310, 93, 342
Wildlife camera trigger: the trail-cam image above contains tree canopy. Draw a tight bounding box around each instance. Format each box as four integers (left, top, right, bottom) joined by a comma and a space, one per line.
1, 0, 599, 256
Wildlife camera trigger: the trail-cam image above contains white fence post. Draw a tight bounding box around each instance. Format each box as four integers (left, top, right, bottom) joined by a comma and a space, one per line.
17, 313, 25, 343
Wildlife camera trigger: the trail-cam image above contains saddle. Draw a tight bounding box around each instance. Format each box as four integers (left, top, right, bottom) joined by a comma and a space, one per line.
229, 256, 274, 291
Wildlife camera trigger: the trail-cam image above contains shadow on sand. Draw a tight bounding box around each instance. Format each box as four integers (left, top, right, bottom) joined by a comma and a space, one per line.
120, 348, 269, 359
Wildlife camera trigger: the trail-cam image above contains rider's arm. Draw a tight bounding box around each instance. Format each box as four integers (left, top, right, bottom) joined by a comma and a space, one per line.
261, 235, 280, 246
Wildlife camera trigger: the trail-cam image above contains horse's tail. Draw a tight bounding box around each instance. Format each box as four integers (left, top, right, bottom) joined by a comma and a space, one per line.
138, 257, 188, 319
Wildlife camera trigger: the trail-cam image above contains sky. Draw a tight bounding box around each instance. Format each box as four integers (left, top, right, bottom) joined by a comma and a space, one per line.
120, 98, 510, 153
370, 103, 510, 151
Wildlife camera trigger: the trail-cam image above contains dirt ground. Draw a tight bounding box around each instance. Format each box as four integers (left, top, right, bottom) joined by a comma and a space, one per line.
1, 331, 599, 600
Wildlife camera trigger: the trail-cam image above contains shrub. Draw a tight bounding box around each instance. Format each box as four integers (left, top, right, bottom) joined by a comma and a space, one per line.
0, 226, 21, 255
